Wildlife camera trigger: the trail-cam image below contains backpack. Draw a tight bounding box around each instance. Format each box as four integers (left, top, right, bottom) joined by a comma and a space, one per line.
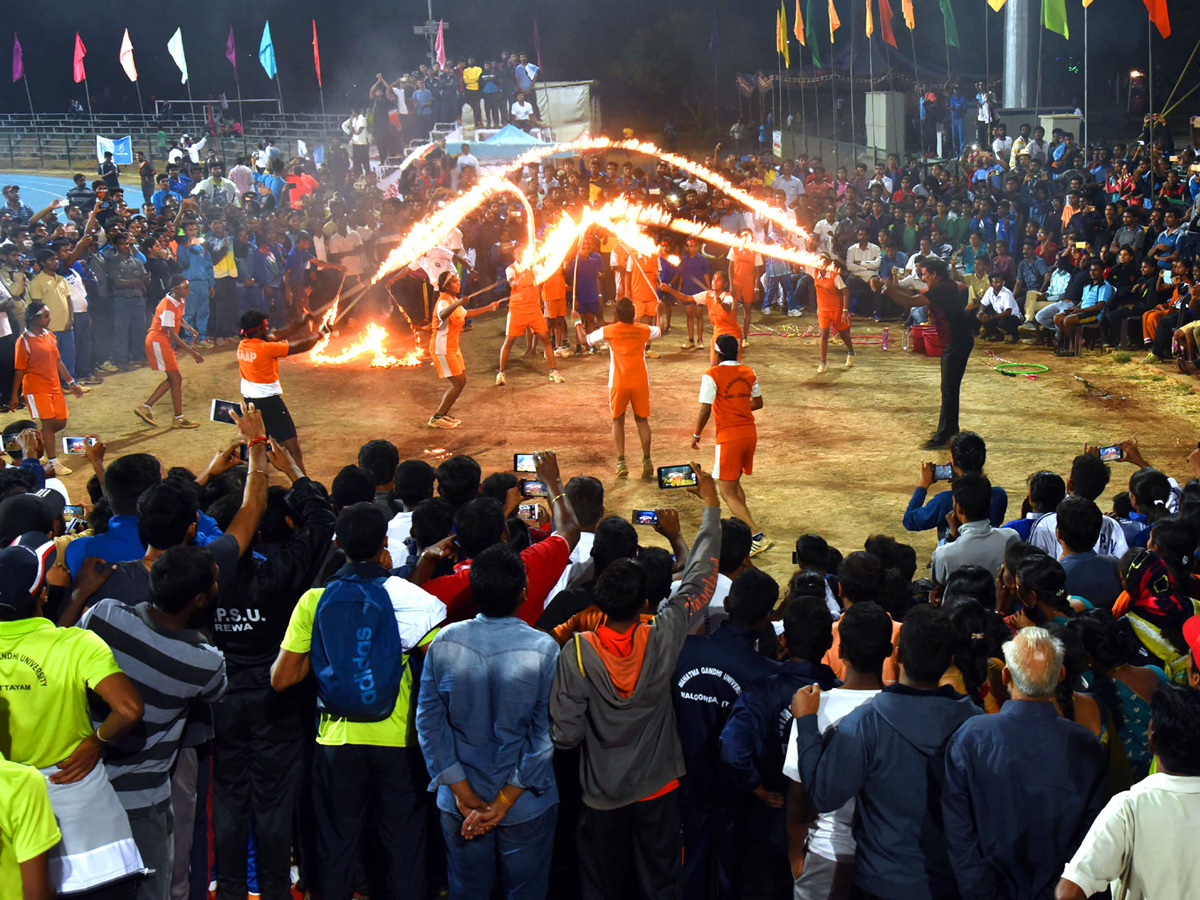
310, 572, 404, 721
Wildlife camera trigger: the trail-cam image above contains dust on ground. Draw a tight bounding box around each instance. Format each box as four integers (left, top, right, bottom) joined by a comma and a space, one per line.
49, 315, 1199, 584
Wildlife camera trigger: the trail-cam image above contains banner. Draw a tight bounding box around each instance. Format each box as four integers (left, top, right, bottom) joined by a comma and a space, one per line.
167, 28, 188, 83
12, 34, 22, 84
96, 135, 133, 165
259, 21, 277, 79
119, 29, 137, 82
73, 33, 86, 84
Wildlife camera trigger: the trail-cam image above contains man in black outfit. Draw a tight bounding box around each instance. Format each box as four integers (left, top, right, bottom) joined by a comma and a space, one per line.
888, 257, 973, 449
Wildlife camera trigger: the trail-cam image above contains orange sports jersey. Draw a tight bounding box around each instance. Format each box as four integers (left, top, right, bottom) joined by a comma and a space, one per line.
625, 252, 659, 309
701, 291, 742, 339
14, 330, 61, 394
147, 295, 185, 340
814, 270, 847, 309
727, 248, 762, 301
699, 362, 760, 443
590, 321, 659, 390
433, 294, 467, 356
238, 338, 290, 397
542, 267, 567, 302
506, 267, 541, 315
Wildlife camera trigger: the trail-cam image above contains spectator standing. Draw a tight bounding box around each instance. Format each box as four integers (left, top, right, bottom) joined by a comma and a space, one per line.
103, 231, 150, 370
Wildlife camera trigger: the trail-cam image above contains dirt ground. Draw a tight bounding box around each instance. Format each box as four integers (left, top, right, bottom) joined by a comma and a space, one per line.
46, 309, 1200, 585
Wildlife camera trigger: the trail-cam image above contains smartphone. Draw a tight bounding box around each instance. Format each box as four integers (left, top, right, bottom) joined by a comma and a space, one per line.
657, 465, 699, 490
513, 453, 536, 473
210, 399, 240, 425
2, 434, 19, 452
933, 463, 954, 482
520, 479, 550, 499
63, 504, 86, 519
1075, 241, 1088, 250
61, 436, 97, 455
1098, 445, 1124, 462
517, 502, 539, 521
633, 509, 659, 526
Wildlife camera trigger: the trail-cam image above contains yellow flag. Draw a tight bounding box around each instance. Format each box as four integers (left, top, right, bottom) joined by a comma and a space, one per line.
987, 0, 1008, 10
1081, 0, 1094, 6
902, 0, 915, 29
829, 0, 842, 41
866, 0, 874, 36
795, 0, 806, 44
781, 0, 791, 66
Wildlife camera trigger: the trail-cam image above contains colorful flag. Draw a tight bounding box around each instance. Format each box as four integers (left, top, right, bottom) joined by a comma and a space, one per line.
987, 0, 1008, 9
259, 21, 277, 79
434, 20, 446, 69
119, 28, 137, 82
878, 0, 898, 46
780, 1, 791, 66
795, 0, 805, 44
1082, 0, 1094, 6
1042, 0, 1069, 38
73, 32, 86, 84
806, 0, 822, 65
940, 0, 959, 48
829, 0, 841, 42
167, 28, 188, 83
776, 7, 784, 55
902, 0, 915, 29
312, 20, 322, 87
1143, 0, 1170, 38
11, 34, 22, 83
226, 27, 237, 77
866, 0, 874, 37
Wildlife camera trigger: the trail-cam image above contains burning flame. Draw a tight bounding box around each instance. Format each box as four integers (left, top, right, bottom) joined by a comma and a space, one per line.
311, 323, 423, 368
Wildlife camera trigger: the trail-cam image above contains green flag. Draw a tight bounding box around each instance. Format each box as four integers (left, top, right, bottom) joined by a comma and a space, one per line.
806, 0, 821, 66
1041, 0, 1069, 39
939, 0, 959, 48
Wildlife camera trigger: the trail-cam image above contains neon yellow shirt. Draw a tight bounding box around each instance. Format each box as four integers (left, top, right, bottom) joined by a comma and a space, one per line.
463, 66, 482, 91
0, 753, 61, 898
0, 617, 122, 769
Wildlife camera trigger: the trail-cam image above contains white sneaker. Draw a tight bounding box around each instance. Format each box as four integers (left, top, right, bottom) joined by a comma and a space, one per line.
554, 346, 568, 358
51, 459, 73, 476
749, 537, 774, 557
845, 353, 856, 368
787, 309, 802, 318
817, 362, 827, 374
495, 371, 506, 386
549, 369, 565, 383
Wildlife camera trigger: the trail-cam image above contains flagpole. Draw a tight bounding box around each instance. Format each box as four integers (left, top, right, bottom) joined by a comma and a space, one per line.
276, 73, 285, 115
134, 79, 147, 159
1034, 14, 1044, 120
21, 74, 44, 168
84, 77, 94, 128
830, 17, 836, 141
909, 27, 919, 98
1082, 4, 1087, 145
1147, 17, 1154, 203
236, 77, 247, 157
985, 6, 990, 98
869, 24, 875, 153
849, 0, 856, 147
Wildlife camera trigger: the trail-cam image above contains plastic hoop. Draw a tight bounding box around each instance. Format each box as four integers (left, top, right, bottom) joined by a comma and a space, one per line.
994, 363, 1049, 375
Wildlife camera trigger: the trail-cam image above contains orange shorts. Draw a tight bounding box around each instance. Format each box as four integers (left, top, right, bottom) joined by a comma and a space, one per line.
146, 336, 179, 372
610, 382, 650, 419
432, 348, 465, 379
714, 435, 756, 481
506, 308, 549, 337
817, 303, 851, 331
26, 391, 68, 421
544, 295, 568, 319
636, 297, 659, 320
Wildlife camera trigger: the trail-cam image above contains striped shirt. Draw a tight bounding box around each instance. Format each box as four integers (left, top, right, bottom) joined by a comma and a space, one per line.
79, 599, 227, 811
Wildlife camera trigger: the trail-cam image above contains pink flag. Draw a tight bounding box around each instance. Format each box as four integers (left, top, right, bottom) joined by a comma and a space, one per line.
12, 34, 22, 83
226, 27, 237, 78
73, 32, 86, 84
312, 20, 322, 87
435, 20, 446, 70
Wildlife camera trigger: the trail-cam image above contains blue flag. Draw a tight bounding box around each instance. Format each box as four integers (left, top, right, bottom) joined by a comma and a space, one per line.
259, 21, 277, 79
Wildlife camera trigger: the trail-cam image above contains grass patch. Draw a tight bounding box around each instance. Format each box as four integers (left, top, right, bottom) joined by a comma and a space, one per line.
1113, 352, 1131, 364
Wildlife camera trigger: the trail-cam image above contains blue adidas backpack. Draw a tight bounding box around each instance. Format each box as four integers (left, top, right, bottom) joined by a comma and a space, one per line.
310, 572, 404, 721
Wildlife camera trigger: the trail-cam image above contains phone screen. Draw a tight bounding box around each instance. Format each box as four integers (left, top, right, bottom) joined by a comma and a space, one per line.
933, 463, 954, 482
63, 504, 86, 519
3, 434, 20, 452
211, 399, 240, 425
517, 502, 539, 521
61, 436, 94, 455
633, 509, 659, 526
657, 465, 699, 490
520, 479, 550, 499
513, 453, 536, 473
1098, 445, 1124, 462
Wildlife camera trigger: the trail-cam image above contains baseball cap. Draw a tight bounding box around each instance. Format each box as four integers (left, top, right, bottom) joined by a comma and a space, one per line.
0, 532, 56, 615
1184, 615, 1200, 660
2, 185, 18, 196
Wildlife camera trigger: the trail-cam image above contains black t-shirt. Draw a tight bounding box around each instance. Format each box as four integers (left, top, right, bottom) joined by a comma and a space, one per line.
926, 279, 971, 347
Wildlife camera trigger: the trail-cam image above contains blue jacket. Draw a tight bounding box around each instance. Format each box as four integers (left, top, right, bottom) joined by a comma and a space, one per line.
65, 511, 224, 576
794, 683, 982, 900
671, 623, 780, 805
942, 700, 1107, 900
904, 485, 1008, 539
719, 659, 840, 793
177, 241, 214, 288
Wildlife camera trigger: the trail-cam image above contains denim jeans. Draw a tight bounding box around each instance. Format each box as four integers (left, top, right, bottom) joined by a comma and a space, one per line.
1035, 299, 1073, 334
439, 805, 557, 900
950, 117, 968, 156
764, 274, 794, 312
113, 294, 147, 365
54, 327, 75, 381
185, 280, 212, 341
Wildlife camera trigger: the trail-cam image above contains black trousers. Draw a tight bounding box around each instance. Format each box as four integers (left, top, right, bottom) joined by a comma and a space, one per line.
483, 94, 504, 128
212, 277, 238, 339
211, 685, 307, 900
0, 332, 16, 405
351, 143, 369, 175
311, 742, 427, 900
980, 315, 1020, 340
1104, 303, 1147, 345
937, 336, 973, 438
1153, 311, 1182, 358
577, 791, 683, 900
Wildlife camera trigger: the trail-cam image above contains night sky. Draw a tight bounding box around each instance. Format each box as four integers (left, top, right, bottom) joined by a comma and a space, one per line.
1, 0, 1191, 123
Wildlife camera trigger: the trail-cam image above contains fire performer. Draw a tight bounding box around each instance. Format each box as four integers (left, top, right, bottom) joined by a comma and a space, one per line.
235, 310, 326, 472
429, 271, 505, 429
658, 271, 744, 366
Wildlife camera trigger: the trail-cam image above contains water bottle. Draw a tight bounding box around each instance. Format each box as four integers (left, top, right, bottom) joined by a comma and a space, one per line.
881, 327, 890, 351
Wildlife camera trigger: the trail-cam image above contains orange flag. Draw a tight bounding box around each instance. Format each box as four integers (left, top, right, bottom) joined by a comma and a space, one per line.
776, 7, 784, 54
829, 0, 842, 41
987, 0, 1007, 10
1144, 0, 1170, 38
902, 0, 915, 30
795, 0, 806, 44
866, 0, 874, 36
879, 0, 899, 46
